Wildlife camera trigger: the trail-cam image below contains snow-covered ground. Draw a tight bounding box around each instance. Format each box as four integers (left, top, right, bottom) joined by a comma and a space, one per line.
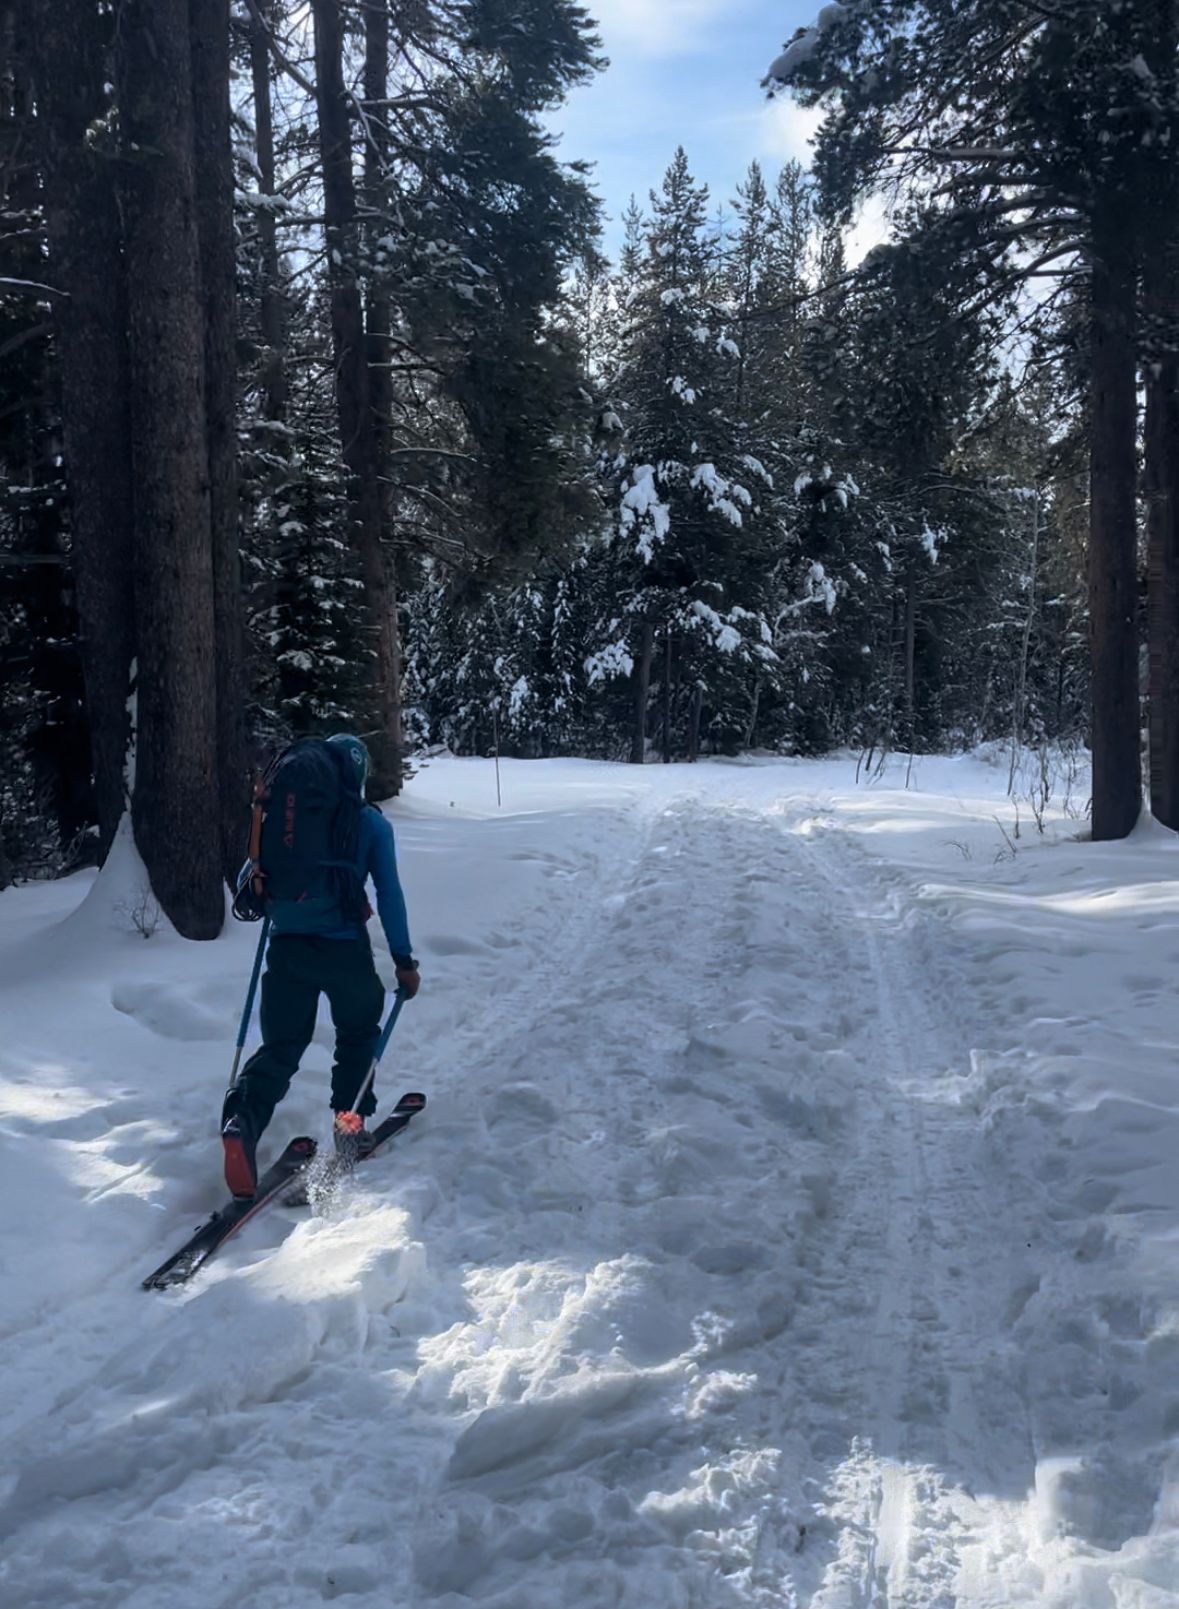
0, 752, 1176, 1608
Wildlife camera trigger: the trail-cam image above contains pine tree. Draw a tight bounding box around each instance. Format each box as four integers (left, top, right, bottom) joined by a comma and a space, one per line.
601, 149, 777, 762
766, 0, 1179, 832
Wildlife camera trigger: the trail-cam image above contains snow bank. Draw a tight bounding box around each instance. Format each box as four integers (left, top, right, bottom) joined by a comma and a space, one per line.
0, 752, 1176, 1606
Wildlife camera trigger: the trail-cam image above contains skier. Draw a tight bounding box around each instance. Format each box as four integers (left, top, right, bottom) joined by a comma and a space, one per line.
221, 733, 420, 1197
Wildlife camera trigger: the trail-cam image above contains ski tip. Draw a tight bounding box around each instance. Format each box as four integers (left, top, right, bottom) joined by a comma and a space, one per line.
396, 1092, 427, 1112
142, 1271, 179, 1293
288, 1135, 318, 1157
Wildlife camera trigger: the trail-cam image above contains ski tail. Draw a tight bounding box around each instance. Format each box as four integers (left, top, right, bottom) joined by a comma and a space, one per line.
143, 1136, 317, 1291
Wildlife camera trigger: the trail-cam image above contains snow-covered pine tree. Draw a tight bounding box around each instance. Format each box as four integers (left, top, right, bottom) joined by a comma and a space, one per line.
260, 394, 369, 743
599, 148, 777, 763
767, 0, 1179, 832
847, 218, 1001, 751
722, 158, 834, 753
235, 88, 370, 755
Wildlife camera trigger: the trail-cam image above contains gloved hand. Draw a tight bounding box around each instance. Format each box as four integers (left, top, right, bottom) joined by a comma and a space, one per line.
394, 957, 421, 999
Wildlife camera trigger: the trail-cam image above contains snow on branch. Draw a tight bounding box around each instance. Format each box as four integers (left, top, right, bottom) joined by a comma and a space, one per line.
620, 465, 671, 562
0, 276, 66, 299
688, 600, 743, 655
584, 641, 634, 683
690, 463, 752, 528
765, 1, 856, 87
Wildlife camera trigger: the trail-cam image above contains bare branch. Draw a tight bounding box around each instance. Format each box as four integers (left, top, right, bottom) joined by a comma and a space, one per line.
0, 276, 66, 298
0, 321, 52, 360
242, 0, 318, 98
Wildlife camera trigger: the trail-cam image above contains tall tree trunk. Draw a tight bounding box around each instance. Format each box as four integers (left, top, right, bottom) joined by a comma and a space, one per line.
117, 0, 224, 937
745, 673, 761, 751
1009, 493, 1041, 796
903, 569, 917, 748
629, 619, 654, 764
250, 0, 288, 425
1089, 189, 1142, 840
1144, 2, 1179, 831
687, 686, 703, 763
31, 0, 135, 858
311, 0, 401, 796
662, 630, 672, 761
363, 0, 403, 657
190, 0, 246, 879
364, 0, 393, 508
248, 0, 295, 736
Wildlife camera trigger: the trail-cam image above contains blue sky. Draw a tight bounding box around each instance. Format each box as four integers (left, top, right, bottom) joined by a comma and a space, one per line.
549, 0, 822, 257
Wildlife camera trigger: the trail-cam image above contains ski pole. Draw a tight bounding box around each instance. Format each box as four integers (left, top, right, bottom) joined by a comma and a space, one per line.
229, 917, 271, 1089
349, 986, 409, 1115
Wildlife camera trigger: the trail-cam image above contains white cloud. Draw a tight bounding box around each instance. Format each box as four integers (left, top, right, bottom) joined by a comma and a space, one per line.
757, 97, 894, 264
585, 0, 756, 58
757, 95, 824, 164
846, 193, 892, 265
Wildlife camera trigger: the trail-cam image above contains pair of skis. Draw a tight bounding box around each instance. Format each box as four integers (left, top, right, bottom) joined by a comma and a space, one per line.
142, 1091, 426, 1291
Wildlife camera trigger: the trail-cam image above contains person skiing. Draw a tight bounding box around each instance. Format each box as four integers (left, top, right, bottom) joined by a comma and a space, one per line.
221, 733, 420, 1198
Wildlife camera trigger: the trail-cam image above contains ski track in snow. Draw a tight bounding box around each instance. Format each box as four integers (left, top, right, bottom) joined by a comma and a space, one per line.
0, 757, 1176, 1608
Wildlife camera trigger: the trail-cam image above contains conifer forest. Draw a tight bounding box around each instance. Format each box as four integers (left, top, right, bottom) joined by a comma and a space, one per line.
2, 2, 1178, 934
5, 10, 1179, 1601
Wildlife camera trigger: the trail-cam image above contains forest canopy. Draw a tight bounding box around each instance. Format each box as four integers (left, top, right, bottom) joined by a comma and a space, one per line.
2, 0, 1175, 930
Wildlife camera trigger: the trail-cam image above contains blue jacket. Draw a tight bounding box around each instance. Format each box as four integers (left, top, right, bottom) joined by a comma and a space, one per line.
267, 807, 414, 960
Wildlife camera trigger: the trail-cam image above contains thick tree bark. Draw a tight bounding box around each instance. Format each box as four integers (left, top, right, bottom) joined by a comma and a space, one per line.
687, 685, 703, 763
903, 569, 917, 749
190, 0, 246, 879
1144, 3, 1179, 831
662, 630, 673, 761
629, 620, 654, 764
1089, 190, 1142, 840
250, 0, 288, 425
744, 673, 761, 751
363, 0, 393, 499
1009, 493, 1041, 796
312, 0, 401, 795
117, 0, 224, 937
31, 1, 136, 859
362, 0, 404, 686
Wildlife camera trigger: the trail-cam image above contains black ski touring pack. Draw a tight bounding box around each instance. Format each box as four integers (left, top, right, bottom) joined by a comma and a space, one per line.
232, 737, 367, 928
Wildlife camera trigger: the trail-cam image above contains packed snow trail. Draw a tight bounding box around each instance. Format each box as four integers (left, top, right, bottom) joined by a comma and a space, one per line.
0, 756, 1175, 1608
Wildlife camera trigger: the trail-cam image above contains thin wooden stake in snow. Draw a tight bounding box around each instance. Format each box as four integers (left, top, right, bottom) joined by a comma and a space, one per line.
492, 706, 502, 808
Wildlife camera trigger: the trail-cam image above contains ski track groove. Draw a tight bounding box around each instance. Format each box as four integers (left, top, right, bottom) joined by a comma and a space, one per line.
792, 810, 1038, 1608
0, 784, 1061, 1607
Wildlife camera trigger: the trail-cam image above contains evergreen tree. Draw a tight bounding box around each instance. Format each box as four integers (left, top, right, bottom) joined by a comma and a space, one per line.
600, 149, 776, 762
767, 0, 1179, 832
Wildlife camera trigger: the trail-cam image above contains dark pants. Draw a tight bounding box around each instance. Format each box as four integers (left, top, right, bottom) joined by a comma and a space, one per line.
226, 934, 385, 1138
